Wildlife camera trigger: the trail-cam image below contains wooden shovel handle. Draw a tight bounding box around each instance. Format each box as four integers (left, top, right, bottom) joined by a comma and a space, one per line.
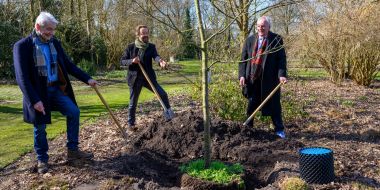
93, 85, 128, 140
243, 82, 284, 126
137, 63, 168, 111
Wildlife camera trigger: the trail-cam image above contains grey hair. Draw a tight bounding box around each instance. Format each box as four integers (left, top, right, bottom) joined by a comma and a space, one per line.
257, 16, 271, 28
35, 12, 59, 28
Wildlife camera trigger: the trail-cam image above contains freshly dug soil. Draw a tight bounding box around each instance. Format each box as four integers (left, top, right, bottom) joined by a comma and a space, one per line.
0, 80, 379, 190
125, 109, 304, 189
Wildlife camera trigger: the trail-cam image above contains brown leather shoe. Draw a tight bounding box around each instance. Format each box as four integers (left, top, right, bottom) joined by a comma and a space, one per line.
37, 161, 48, 174
67, 149, 94, 161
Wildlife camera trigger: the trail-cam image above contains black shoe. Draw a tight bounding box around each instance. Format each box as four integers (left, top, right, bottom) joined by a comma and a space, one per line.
67, 149, 94, 161
37, 161, 48, 174
127, 123, 136, 130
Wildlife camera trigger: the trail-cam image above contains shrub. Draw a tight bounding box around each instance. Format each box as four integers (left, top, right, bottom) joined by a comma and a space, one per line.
180, 159, 244, 187
279, 177, 308, 190
296, 1, 380, 86
78, 59, 96, 76
92, 35, 107, 69
0, 22, 21, 79
190, 66, 247, 121
191, 66, 307, 123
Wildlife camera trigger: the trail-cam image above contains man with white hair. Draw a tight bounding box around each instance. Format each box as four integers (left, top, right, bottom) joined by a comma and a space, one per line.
13, 12, 98, 174
239, 16, 288, 138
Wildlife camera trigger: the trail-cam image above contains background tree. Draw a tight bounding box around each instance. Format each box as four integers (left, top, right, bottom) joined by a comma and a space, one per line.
179, 7, 197, 60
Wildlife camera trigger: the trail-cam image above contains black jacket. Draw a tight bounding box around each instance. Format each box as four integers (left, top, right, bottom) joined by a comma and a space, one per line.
239, 31, 287, 116
120, 42, 160, 87
13, 35, 91, 124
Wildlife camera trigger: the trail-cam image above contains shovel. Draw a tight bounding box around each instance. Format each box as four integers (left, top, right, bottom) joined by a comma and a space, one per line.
243, 82, 284, 126
93, 85, 128, 141
136, 61, 174, 121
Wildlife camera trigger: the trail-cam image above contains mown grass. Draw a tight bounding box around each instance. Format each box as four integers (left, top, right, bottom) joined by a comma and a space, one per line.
0, 60, 200, 168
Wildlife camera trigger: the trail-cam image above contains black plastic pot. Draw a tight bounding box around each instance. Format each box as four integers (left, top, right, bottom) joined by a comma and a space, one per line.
299, 147, 335, 184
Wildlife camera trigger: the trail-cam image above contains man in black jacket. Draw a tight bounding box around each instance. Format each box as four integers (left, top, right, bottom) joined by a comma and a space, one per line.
121, 25, 174, 127
13, 12, 97, 174
239, 16, 288, 138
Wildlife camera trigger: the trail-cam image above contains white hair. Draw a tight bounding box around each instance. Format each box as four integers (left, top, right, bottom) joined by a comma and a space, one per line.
35, 12, 58, 28
257, 16, 271, 28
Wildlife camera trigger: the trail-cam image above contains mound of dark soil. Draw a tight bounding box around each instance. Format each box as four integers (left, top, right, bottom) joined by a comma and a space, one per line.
123, 109, 304, 189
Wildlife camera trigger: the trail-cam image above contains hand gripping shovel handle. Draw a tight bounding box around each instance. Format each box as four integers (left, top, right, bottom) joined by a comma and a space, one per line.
93, 85, 128, 140
243, 82, 284, 126
137, 63, 168, 112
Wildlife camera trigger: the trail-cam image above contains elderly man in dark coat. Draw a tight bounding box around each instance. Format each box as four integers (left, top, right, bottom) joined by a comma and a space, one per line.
13, 12, 97, 174
239, 16, 288, 138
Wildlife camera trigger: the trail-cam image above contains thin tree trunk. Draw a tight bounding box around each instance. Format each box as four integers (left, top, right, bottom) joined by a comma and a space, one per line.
38, 0, 43, 11
239, 0, 250, 50
194, 0, 211, 168
30, 0, 35, 25
78, 0, 82, 19
84, 0, 94, 63
70, 0, 75, 18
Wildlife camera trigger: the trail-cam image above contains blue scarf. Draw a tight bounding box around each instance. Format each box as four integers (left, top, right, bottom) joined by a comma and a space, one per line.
32, 30, 58, 79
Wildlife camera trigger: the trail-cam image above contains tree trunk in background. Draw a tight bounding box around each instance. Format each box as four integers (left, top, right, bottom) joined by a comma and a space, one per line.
30, 0, 35, 25
194, 0, 211, 168
78, 0, 82, 19
84, 0, 94, 63
238, 0, 250, 49
146, 1, 154, 33
38, 0, 43, 11
70, 0, 74, 18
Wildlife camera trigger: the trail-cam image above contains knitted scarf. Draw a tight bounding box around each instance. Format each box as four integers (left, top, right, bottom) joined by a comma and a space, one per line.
32, 30, 58, 78
250, 37, 268, 81
135, 39, 149, 61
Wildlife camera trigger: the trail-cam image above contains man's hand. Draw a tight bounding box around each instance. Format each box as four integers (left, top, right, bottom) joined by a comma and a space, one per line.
239, 77, 246, 86
88, 79, 98, 87
132, 57, 140, 64
279, 77, 288, 84
34, 101, 46, 115
159, 59, 167, 68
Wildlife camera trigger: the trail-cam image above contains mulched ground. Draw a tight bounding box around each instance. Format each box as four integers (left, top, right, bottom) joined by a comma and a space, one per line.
0, 79, 379, 190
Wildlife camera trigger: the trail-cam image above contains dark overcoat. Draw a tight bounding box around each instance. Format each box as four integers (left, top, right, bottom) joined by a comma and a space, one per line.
120, 43, 160, 87
239, 31, 287, 116
13, 35, 91, 125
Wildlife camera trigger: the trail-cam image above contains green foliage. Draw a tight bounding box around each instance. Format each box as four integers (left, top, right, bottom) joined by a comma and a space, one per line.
104, 70, 126, 79
56, 20, 91, 64
180, 159, 244, 187
279, 177, 308, 190
190, 64, 247, 121
281, 91, 309, 122
78, 59, 96, 76
190, 63, 309, 123
340, 99, 354, 107
178, 7, 197, 60
92, 35, 108, 69
0, 21, 21, 78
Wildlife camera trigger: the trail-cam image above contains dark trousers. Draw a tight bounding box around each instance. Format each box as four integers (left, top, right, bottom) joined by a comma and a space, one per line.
34, 86, 80, 162
246, 80, 284, 132
128, 77, 170, 125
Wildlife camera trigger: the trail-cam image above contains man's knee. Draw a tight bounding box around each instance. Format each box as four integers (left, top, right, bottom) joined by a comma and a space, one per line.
68, 106, 80, 118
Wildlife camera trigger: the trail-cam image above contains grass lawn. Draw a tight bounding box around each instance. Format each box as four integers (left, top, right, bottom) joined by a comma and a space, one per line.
0, 60, 201, 168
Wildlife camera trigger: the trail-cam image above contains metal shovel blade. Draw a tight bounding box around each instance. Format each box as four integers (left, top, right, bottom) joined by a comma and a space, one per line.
164, 109, 175, 121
